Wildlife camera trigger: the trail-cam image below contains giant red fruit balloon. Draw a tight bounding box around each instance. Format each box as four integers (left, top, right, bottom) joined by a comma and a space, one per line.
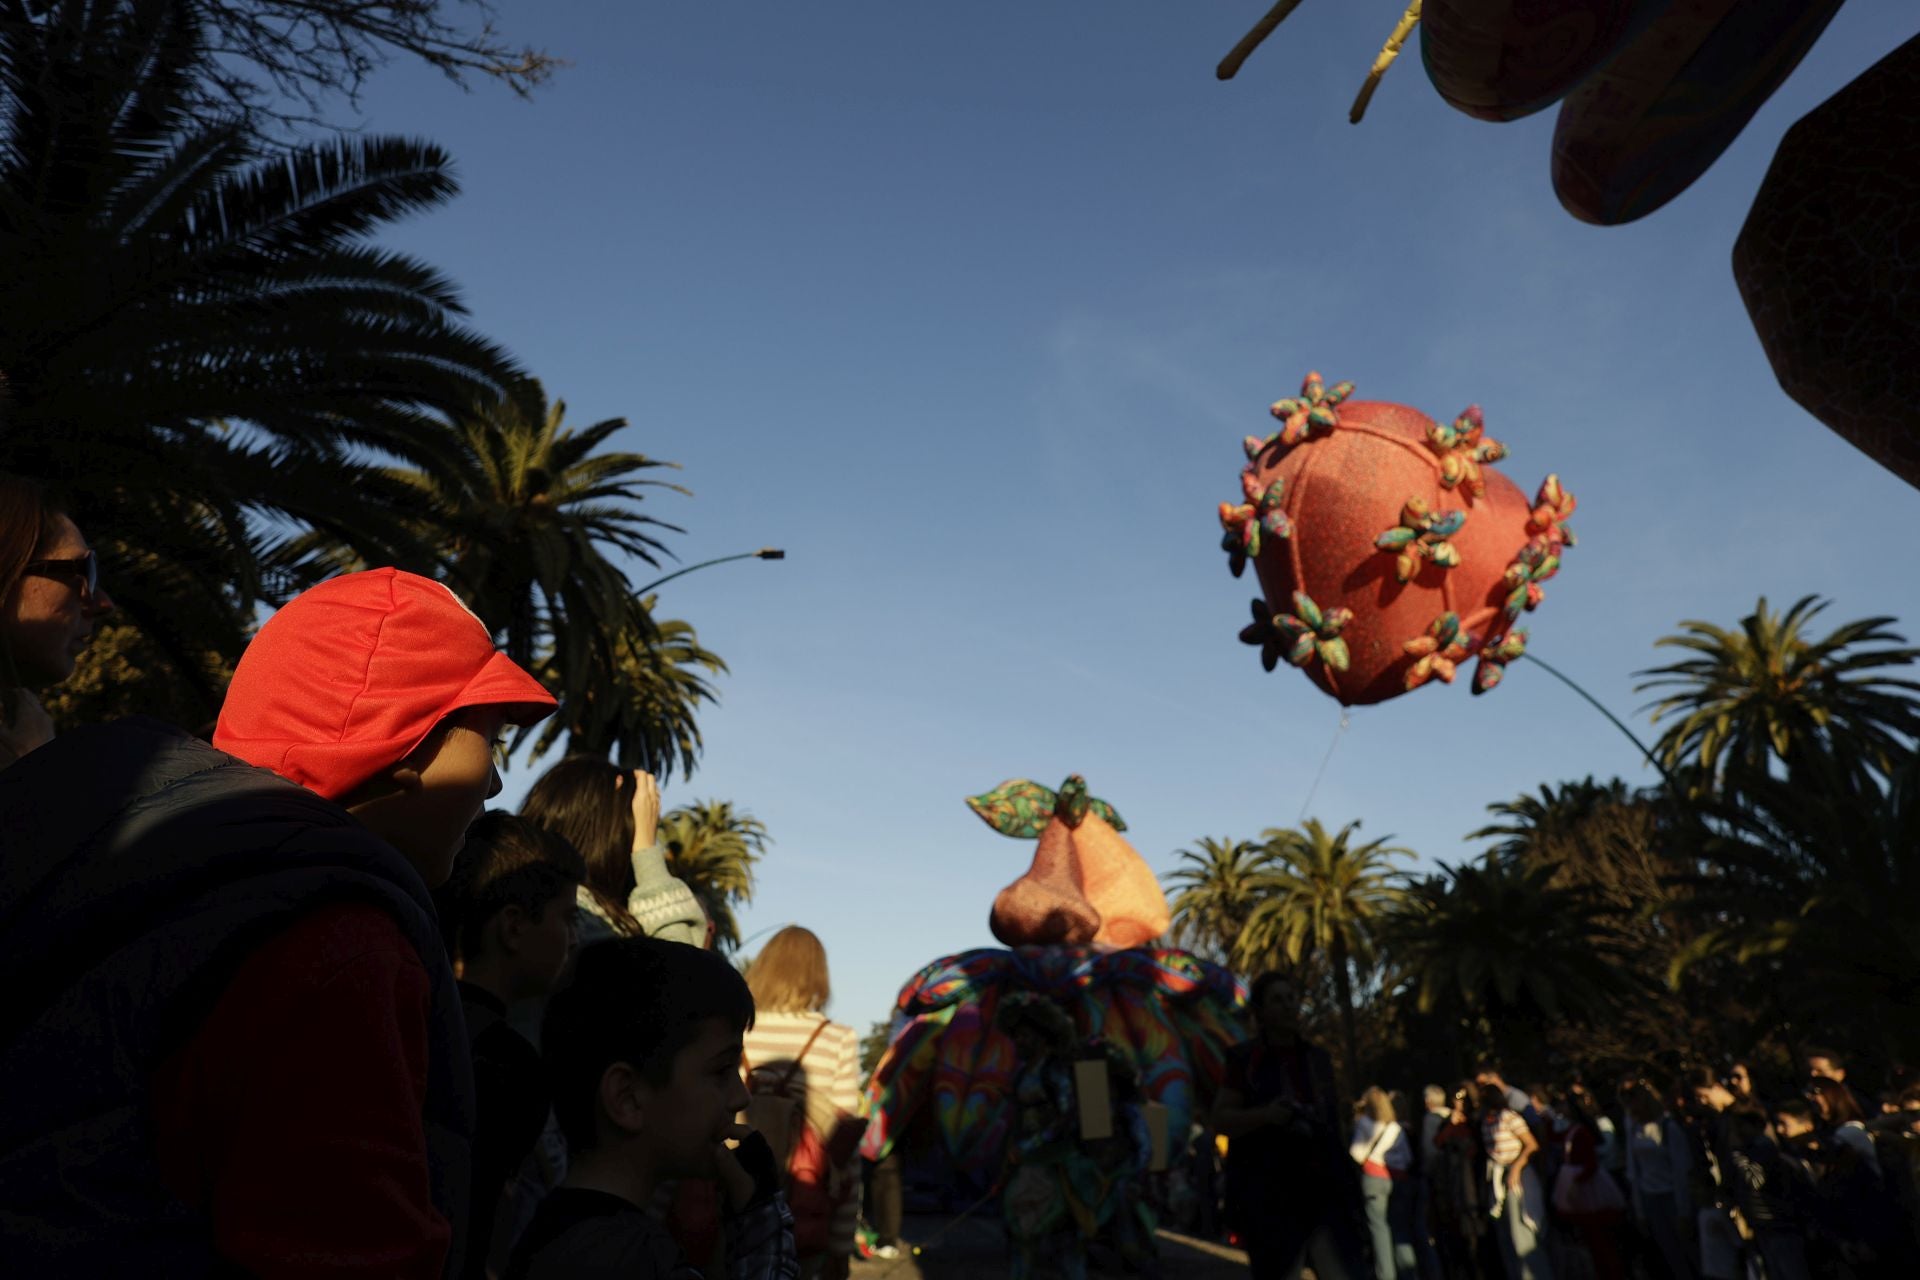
1217, 373, 1574, 706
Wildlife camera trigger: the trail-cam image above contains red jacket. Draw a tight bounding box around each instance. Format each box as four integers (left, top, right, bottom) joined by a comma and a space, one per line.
152, 902, 451, 1278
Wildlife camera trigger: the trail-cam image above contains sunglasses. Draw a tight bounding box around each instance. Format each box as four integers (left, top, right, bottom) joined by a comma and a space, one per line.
24, 550, 99, 600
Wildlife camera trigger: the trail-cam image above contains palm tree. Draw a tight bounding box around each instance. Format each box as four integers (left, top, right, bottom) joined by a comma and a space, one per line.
1636, 596, 1920, 795
1243, 819, 1411, 1081
529, 603, 726, 780
1164, 836, 1269, 967
279, 382, 690, 736
660, 800, 768, 952
1670, 751, 1920, 1063
1386, 858, 1646, 1066
1471, 777, 1677, 912
0, 1, 521, 718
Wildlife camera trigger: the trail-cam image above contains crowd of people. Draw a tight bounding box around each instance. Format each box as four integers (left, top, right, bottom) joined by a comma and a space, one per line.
1191, 968, 1920, 1280
0, 475, 871, 1277
8, 473, 1920, 1280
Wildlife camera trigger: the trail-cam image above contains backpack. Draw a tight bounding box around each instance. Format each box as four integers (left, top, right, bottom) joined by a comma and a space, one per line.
744, 1021, 853, 1258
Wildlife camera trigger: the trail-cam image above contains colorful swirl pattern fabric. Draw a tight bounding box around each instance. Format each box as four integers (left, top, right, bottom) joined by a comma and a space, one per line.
859, 946, 1247, 1173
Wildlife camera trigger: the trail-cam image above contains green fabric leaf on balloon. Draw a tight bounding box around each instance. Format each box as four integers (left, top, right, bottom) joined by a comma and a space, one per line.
965, 780, 1057, 839
1055, 775, 1092, 828
1087, 798, 1128, 832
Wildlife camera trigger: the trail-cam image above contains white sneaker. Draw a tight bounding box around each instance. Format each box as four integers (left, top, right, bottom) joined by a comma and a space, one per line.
871, 1244, 902, 1260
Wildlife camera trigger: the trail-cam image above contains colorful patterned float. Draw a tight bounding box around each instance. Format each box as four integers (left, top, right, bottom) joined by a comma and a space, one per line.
860, 779, 1244, 1206
860, 944, 1245, 1180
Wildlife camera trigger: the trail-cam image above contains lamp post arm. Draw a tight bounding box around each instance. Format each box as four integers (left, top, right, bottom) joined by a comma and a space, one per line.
634, 548, 784, 597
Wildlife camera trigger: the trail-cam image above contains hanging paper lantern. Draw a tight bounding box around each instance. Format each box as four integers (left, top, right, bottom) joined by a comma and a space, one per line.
966, 776, 1171, 950
1216, 372, 1573, 706
1734, 31, 1920, 490
1550, 0, 1845, 225
1419, 0, 1659, 123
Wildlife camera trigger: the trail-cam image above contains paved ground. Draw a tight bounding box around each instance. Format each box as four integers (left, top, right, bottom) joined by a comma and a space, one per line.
850, 1212, 1249, 1279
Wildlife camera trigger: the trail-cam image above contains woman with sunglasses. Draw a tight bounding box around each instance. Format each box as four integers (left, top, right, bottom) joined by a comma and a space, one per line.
1, 471, 113, 764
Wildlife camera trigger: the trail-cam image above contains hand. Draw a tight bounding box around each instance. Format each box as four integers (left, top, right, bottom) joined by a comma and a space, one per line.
715, 1124, 779, 1212
625, 769, 661, 852
0, 687, 54, 766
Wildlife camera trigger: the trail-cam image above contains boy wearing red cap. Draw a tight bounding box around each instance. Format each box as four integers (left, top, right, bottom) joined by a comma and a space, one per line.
0, 568, 556, 1277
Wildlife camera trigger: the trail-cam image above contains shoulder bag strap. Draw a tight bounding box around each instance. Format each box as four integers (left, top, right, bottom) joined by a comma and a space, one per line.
776, 1018, 831, 1094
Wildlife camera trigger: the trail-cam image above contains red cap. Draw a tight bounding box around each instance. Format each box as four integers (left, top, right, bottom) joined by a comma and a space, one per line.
214, 568, 557, 801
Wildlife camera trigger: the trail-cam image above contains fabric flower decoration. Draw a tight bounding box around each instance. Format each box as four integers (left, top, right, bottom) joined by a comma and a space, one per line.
1375, 497, 1467, 583
1238, 593, 1352, 672
1279, 592, 1353, 671
1403, 612, 1473, 690
1526, 474, 1577, 550
1269, 371, 1355, 448
1472, 630, 1528, 695
1424, 406, 1509, 502
1503, 542, 1560, 621
1237, 598, 1289, 671
1217, 470, 1292, 577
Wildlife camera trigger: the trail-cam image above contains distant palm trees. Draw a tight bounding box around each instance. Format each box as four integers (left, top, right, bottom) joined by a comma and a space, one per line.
1167, 820, 1409, 1080
1165, 837, 1267, 968
660, 801, 769, 951
1388, 859, 1645, 1064
1637, 595, 1920, 793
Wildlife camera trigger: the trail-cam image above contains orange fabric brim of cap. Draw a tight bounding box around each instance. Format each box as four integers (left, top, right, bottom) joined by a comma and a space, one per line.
455, 649, 560, 729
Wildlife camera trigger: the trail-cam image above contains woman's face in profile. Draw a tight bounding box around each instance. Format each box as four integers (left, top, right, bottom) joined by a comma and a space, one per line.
4, 514, 112, 685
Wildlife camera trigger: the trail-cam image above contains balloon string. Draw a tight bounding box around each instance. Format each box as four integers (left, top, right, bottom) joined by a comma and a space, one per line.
1297, 708, 1351, 824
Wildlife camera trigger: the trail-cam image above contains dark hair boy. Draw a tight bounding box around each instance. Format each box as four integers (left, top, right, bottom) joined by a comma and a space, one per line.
437, 810, 586, 1279
508, 937, 799, 1280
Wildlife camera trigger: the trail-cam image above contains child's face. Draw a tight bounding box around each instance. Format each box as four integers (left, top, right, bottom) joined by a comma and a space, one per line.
517, 891, 578, 998
356, 706, 507, 885
638, 1015, 751, 1181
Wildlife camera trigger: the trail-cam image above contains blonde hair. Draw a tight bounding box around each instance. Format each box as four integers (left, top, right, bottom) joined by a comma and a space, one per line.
1361, 1086, 1395, 1124
745, 925, 831, 1014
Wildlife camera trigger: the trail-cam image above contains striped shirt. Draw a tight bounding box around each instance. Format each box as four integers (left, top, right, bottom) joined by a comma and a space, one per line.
1483, 1110, 1529, 1167
741, 1012, 861, 1257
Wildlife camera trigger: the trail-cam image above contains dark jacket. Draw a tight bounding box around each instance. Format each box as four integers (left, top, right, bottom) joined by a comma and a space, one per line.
0, 718, 474, 1274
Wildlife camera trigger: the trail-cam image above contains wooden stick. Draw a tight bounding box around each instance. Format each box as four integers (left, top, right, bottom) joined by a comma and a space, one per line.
1350, 0, 1423, 123
1217, 0, 1312, 81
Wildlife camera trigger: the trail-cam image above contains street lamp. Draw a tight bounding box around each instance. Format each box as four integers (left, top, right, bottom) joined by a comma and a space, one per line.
634, 547, 785, 596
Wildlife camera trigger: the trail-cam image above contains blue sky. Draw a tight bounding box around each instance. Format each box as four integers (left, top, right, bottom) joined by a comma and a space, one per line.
344, 3, 1920, 1033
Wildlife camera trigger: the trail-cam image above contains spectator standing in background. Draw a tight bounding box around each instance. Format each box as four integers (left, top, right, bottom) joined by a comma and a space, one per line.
1351, 1085, 1418, 1280
521, 759, 706, 947
1213, 970, 1362, 1280
1480, 1083, 1553, 1280
1624, 1083, 1694, 1280
1414, 1085, 1449, 1280
1807, 1075, 1881, 1179
433, 812, 585, 1280
742, 926, 863, 1280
